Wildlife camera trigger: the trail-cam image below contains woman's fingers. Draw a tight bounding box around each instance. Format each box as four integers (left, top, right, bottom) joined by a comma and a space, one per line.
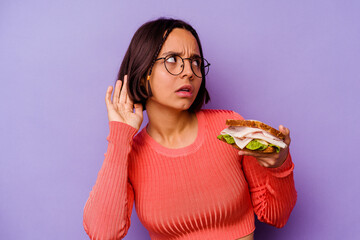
238, 150, 283, 168
238, 149, 277, 158
236, 125, 291, 168
279, 125, 291, 145
257, 159, 270, 168
124, 78, 136, 106
112, 80, 121, 104
104, 75, 143, 128
119, 75, 128, 104
126, 84, 133, 104
125, 91, 133, 111
105, 85, 113, 107
238, 151, 271, 167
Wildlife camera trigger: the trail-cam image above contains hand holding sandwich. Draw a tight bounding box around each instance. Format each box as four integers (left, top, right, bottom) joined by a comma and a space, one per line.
237, 125, 291, 168
218, 120, 291, 168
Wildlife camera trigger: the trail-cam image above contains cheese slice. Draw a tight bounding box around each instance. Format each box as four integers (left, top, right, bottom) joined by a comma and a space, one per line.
246, 132, 287, 148
221, 126, 261, 139
220, 126, 287, 149
233, 137, 253, 149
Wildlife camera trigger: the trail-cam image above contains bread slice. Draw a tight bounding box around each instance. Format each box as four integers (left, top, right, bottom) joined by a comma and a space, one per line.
225, 119, 285, 140
217, 135, 277, 154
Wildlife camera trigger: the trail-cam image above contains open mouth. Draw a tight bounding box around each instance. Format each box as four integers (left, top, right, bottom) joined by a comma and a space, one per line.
176, 85, 193, 93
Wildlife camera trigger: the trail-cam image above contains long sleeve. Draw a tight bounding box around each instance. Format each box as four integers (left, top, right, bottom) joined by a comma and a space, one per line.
230, 110, 297, 228
241, 152, 297, 228
83, 121, 138, 240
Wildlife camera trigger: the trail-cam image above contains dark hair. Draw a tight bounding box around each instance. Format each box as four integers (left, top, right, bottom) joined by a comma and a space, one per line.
116, 17, 210, 112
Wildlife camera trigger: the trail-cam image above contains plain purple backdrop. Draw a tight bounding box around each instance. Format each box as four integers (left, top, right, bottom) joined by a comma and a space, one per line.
1, 0, 359, 239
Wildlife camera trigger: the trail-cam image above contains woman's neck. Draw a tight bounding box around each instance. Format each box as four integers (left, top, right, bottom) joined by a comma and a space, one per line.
145, 105, 197, 147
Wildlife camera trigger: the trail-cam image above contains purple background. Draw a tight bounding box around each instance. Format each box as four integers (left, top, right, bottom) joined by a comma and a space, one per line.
1, 0, 359, 239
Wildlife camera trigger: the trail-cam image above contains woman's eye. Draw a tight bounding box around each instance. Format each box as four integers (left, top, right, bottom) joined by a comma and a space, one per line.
193, 58, 201, 67
166, 56, 176, 63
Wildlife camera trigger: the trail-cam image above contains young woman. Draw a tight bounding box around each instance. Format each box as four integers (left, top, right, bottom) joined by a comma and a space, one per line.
83, 17, 297, 240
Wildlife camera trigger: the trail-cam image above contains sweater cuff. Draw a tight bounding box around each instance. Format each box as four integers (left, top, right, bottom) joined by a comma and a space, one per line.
106, 121, 138, 143
266, 150, 294, 178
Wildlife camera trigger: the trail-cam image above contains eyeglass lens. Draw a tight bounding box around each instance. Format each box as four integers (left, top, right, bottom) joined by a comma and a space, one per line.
164, 55, 209, 77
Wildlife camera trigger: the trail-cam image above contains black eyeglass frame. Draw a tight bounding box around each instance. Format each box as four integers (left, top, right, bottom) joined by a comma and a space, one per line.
154, 54, 211, 78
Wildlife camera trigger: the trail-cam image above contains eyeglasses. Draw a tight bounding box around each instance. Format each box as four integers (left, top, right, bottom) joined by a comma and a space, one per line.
154, 54, 210, 78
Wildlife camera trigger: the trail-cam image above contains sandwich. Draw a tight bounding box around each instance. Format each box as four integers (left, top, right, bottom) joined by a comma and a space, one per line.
217, 120, 287, 153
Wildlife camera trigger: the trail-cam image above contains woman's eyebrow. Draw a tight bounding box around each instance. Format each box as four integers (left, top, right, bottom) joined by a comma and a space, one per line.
160, 51, 201, 58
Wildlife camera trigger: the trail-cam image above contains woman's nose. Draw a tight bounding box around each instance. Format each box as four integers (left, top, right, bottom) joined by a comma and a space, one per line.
181, 59, 194, 78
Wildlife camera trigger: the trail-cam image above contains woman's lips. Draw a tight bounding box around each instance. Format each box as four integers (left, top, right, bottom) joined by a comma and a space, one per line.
175, 91, 193, 98
175, 84, 193, 98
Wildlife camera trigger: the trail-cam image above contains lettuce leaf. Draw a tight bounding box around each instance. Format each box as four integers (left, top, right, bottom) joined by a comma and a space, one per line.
245, 139, 268, 151
217, 134, 235, 144
245, 139, 281, 153
218, 135, 281, 153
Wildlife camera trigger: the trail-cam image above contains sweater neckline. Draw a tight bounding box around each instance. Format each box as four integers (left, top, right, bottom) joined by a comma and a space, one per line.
141, 110, 206, 156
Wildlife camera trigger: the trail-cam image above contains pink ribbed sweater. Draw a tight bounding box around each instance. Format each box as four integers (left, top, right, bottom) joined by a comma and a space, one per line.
83, 109, 297, 240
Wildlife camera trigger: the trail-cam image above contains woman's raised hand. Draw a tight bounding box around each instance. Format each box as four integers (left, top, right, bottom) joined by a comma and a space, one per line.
105, 75, 143, 130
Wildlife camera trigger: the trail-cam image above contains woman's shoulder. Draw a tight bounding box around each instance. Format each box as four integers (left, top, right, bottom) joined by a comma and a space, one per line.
199, 108, 245, 120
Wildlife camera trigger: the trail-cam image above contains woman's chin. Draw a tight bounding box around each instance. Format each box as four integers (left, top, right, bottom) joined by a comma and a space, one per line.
147, 98, 195, 111
174, 100, 196, 110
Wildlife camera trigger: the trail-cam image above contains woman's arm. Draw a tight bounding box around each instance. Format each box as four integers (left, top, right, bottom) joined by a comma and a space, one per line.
83, 121, 138, 240
241, 152, 297, 228
230, 111, 297, 227
83, 75, 143, 239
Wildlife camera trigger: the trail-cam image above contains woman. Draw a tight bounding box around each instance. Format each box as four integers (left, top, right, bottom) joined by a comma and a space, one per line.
83, 17, 297, 240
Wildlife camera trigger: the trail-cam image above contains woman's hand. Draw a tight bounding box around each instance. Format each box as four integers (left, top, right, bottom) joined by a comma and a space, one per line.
105, 75, 143, 130
238, 125, 291, 168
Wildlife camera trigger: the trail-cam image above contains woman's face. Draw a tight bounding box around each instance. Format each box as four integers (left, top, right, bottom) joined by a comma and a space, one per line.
146, 28, 202, 112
